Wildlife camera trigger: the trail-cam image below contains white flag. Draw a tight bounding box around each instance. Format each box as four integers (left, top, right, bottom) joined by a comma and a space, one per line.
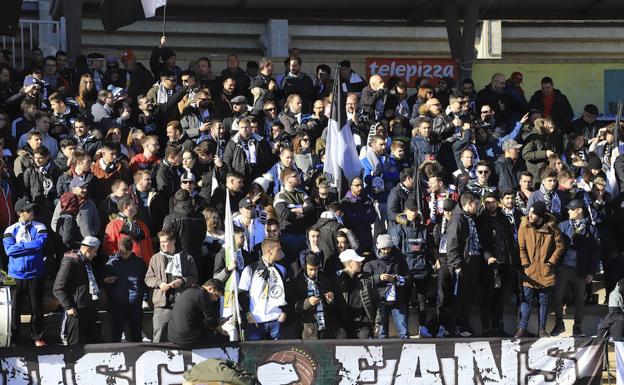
141, 0, 167, 18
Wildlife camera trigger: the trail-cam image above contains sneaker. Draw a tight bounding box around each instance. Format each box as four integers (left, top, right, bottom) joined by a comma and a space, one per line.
436, 325, 450, 338
572, 325, 586, 337
514, 328, 528, 338
0, 270, 15, 286
35, 339, 47, 347
550, 321, 565, 336
538, 329, 550, 338
419, 326, 432, 338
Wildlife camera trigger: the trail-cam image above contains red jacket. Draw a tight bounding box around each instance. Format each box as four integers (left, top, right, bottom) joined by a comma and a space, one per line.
103, 218, 153, 265
0, 180, 15, 230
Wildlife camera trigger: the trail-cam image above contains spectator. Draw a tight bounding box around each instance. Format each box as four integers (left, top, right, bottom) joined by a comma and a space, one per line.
341, 176, 377, 253
52, 177, 101, 238
516, 201, 565, 337
333, 249, 379, 339
365, 234, 409, 339
103, 196, 154, 265
3, 198, 48, 347
156, 144, 183, 200
527, 168, 565, 220
167, 278, 225, 348
91, 141, 131, 202
145, 230, 198, 342
288, 253, 336, 339
238, 238, 288, 340
120, 49, 154, 104
528, 77, 574, 135
551, 199, 600, 337
223, 117, 272, 182
55, 192, 83, 252
103, 236, 148, 342
53, 236, 102, 345
267, 146, 304, 195
23, 146, 61, 225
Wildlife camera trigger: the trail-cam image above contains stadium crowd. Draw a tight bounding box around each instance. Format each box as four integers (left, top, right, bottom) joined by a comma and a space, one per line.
1, 37, 624, 348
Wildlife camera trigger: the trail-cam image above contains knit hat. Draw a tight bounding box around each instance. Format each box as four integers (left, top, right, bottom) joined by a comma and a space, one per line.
160, 47, 176, 62
376, 234, 393, 250
252, 173, 273, 193
529, 201, 547, 217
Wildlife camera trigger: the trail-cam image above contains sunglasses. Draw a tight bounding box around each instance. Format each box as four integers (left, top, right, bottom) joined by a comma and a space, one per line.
181, 180, 194, 184
477, 170, 490, 174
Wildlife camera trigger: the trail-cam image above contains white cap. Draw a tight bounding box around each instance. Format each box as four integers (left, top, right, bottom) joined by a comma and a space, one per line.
339, 249, 365, 263
81, 236, 101, 249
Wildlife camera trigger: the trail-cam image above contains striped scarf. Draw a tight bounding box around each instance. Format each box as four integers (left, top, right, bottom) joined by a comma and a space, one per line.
305, 275, 326, 331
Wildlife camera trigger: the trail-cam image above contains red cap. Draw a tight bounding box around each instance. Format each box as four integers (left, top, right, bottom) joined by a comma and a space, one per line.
511, 71, 523, 81
121, 49, 135, 62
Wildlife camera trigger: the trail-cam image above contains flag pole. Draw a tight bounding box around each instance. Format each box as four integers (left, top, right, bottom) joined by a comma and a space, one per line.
162, 1, 167, 38
333, 64, 343, 200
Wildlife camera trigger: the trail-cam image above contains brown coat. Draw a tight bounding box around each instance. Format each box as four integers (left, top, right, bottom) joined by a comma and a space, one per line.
145, 252, 198, 308
518, 214, 565, 289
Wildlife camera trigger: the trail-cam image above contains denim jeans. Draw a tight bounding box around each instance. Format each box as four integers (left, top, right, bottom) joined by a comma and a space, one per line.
246, 320, 282, 341
518, 286, 551, 330
378, 302, 409, 339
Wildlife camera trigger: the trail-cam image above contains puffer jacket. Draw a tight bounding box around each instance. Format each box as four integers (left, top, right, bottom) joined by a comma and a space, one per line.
389, 217, 431, 279
518, 213, 565, 289
3, 220, 48, 279
162, 200, 207, 260
363, 248, 409, 304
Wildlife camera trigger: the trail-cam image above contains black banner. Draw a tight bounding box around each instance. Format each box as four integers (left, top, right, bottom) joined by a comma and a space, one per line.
0, 338, 605, 384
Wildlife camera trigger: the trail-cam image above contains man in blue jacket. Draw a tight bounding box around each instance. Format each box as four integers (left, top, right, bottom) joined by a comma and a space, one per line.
551, 199, 600, 337
2, 198, 48, 347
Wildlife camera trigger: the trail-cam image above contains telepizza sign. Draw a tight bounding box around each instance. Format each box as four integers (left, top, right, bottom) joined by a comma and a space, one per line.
365, 58, 459, 87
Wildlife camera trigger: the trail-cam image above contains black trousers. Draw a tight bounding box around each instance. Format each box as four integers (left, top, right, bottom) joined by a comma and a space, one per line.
65, 307, 99, 345
336, 322, 372, 339
11, 276, 45, 341
110, 301, 143, 343
480, 264, 510, 331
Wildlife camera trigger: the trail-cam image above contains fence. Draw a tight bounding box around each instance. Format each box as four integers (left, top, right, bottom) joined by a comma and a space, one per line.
1, 18, 67, 71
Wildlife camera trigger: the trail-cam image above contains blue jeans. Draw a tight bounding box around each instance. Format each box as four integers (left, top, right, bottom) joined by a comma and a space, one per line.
246, 320, 282, 341
378, 302, 409, 339
518, 286, 550, 330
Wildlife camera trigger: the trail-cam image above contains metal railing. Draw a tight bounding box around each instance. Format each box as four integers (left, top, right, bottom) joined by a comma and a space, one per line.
1, 18, 67, 71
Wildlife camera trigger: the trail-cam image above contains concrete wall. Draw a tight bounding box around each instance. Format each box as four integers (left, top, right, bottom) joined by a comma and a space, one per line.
471, 63, 624, 116
81, 18, 624, 114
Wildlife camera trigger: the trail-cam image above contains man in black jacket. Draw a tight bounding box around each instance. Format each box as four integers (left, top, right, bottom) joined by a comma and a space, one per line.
162, 189, 207, 265
288, 253, 336, 340
334, 249, 379, 339
386, 168, 414, 231
445, 192, 483, 337
528, 77, 574, 134
167, 279, 225, 348
364, 234, 409, 339
53, 236, 102, 345
477, 192, 516, 336
156, 145, 182, 201
223, 118, 272, 184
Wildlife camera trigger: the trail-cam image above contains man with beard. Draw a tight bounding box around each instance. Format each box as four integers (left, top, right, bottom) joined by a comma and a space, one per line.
478, 192, 515, 336
289, 253, 336, 339
23, 146, 61, 226
223, 118, 272, 182
281, 57, 314, 113
221, 54, 250, 98
120, 49, 154, 105
550, 200, 600, 337
103, 197, 154, 266
180, 90, 213, 139
445, 192, 482, 337
52, 178, 100, 238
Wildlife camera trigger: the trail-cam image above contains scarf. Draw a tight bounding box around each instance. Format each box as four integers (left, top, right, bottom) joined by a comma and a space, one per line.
60, 192, 80, 215
156, 82, 172, 104
304, 274, 326, 331
320, 210, 344, 226
162, 251, 183, 277
515, 191, 529, 215
80, 252, 99, 301
571, 218, 588, 236
39, 161, 55, 196
465, 214, 481, 255
100, 158, 117, 175
603, 142, 614, 169
240, 137, 257, 165
502, 207, 515, 226
118, 213, 145, 241
539, 184, 561, 214
257, 261, 286, 308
